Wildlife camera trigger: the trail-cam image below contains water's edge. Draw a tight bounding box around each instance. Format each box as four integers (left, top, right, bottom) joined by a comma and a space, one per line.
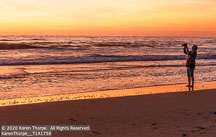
0, 81, 215, 107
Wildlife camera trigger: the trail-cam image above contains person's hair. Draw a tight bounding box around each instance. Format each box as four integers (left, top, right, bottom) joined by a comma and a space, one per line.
192, 45, 198, 51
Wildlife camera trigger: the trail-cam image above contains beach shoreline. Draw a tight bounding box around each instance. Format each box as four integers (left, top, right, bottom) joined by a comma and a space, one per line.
0, 81, 216, 107
1, 88, 216, 137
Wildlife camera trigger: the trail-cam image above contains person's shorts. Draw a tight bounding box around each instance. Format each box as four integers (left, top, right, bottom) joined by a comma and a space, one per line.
187, 67, 194, 78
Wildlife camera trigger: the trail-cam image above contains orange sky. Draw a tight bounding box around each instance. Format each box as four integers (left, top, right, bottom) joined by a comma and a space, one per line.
0, 0, 216, 36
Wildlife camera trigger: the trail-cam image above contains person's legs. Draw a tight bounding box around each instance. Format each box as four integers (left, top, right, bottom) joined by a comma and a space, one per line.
191, 76, 195, 91
188, 77, 191, 86
187, 68, 191, 87
191, 69, 194, 87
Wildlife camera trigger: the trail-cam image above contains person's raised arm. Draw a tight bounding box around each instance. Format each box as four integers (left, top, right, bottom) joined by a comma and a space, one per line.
182, 44, 189, 55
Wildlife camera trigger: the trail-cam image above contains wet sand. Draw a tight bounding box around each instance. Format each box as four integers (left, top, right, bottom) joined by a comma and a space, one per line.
1, 88, 216, 137
1, 81, 216, 107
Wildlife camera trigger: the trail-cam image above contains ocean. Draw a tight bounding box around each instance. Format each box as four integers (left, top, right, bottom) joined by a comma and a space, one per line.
0, 35, 216, 100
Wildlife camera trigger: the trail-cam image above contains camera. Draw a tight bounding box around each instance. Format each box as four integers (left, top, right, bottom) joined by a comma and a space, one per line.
182, 43, 187, 47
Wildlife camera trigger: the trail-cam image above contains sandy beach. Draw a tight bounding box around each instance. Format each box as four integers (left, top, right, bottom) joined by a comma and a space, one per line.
1, 88, 216, 137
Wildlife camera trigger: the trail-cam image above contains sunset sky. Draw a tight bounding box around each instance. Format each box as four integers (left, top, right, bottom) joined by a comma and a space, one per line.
0, 0, 216, 36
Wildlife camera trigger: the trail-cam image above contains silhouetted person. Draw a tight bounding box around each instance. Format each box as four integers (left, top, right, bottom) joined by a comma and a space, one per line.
182, 43, 198, 88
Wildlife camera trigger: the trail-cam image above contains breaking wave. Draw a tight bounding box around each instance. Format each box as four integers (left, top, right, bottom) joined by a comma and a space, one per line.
0, 43, 46, 50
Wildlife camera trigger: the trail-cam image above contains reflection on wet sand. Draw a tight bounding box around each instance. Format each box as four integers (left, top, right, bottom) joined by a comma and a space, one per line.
188, 86, 194, 92
0, 81, 215, 107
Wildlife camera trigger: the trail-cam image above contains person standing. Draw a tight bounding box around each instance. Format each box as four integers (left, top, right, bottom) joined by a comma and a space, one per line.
182, 43, 198, 88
